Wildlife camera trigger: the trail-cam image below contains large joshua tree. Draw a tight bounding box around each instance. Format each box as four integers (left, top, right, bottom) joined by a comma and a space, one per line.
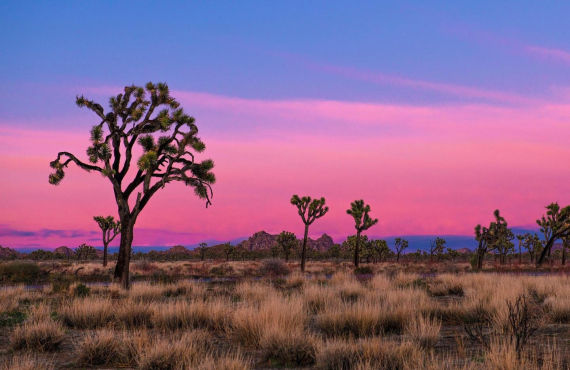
290, 195, 329, 272
536, 202, 570, 266
347, 200, 378, 267
93, 215, 120, 267
49, 83, 216, 289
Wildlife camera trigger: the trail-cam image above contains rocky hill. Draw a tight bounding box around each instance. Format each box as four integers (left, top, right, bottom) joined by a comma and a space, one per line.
237, 231, 334, 251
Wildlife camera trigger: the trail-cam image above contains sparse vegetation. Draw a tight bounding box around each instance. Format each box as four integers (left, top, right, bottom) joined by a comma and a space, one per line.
0, 262, 568, 368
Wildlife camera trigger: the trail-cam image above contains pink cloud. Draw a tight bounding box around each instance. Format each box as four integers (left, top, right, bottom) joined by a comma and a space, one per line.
1, 89, 570, 248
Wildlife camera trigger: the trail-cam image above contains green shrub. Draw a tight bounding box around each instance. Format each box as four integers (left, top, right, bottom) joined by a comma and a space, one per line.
354, 266, 373, 275
50, 274, 74, 293
0, 262, 44, 283
73, 283, 90, 298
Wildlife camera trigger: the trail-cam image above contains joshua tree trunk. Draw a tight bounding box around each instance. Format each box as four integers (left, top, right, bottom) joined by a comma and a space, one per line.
476, 245, 485, 271
102, 236, 109, 267
518, 245, 522, 264
114, 216, 135, 289
354, 230, 361, 267
300, 224, 309, 272
562, 245, 566, 266
396, 252, 401, 262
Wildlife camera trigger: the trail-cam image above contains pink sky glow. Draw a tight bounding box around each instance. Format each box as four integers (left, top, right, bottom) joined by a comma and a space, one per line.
1, 86, 569, 248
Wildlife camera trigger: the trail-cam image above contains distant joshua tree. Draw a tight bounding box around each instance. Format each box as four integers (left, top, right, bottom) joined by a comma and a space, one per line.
49, 83, 215, 289
474, 210, 510, 270
536, 203, 570, 266
290, 195, 329, 272
198, 242, 207, 261
276, 231, 297, 262
520, 233, 542, 264
369, 239, 390, 263
93, 216, 120, 267
223, 242, 235, 261
447, 247, 459, 262
429, 237, 446, 262
394, 238, 408, 262
347, 200, 378, 267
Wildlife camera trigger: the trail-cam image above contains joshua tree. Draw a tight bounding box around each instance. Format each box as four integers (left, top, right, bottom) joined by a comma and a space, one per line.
198, 242, 207, 261
347, 200, 378, 267
447, 247, 459, 262
369, 239, 390, 263
429, 237, 446, 262
276, 231, 297, 262
474, 210, 509, 270
75, 243, 98, 261
491, 226, 514, 265
223, 242, 235, 261
49, 83, 215, 289
93, 216, 120, 267
521, 233, 542, 264
394, 237, 408, 262
536, 203, 570, 266
290, 195, 329, 272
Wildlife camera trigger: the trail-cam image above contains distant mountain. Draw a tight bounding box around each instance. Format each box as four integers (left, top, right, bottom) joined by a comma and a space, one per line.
237, 231, 335, 251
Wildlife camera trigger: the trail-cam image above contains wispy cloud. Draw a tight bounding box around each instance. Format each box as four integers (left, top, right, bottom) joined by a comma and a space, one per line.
525, 45, 570, 65
275, 52, 540, 106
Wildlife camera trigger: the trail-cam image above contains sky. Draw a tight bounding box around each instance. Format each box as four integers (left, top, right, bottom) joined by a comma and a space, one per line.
1, 1, 569, 249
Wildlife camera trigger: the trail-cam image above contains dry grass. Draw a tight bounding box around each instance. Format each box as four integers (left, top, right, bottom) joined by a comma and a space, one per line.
0, 354, 55, 370
1, 263, 570, 369
59, 297, 114, 329
404, 315, 441, 348
10, 320, 65, 352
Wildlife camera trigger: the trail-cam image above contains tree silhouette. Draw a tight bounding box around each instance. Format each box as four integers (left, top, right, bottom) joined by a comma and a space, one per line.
49, 83, 215, 289
489, 213, 514, 265
93, 216, 120, 267
520, 233, 542, 264
198, 242, 207, 261
223, 242, 235, 261
346, 200, 378, 267
536, 203, 570, 266
276, 231, 297, 262
429, 237, 446, 262
394, 237, 408, 262
474, 210, 508, 271
290, 195, 329, 272
369, 239, 390, 263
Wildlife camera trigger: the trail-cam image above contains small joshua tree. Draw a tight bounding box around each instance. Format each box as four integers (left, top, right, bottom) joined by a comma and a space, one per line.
447, 247, 459, 262
347, 200, 378, 267
516, 234, 524, 264
369, 239, 390, 263
276, 231, 297, 262
536, 202, 570, 266
474, 210, 508, 271
93, 216, 120, 267
223, 242, 235, 261
429, 237, 446, 262
290, 195, 329, 272
394, 237, 408, 262
521, 233, 542, 264
198, 242, 207, 261
49, 83, 215, 289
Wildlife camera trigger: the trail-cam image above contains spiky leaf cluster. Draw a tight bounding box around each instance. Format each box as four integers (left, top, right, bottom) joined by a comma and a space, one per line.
290, 195, 329, 225
346, 199, 378, 232
49, 82, 216, 212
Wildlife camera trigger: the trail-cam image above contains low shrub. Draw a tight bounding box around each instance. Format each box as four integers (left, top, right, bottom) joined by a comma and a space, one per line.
260, 328, 317, 367
259, 259, 290, 277
354, 266, 373, 275
0, 354, 55, 370
0, 262, 44, 284
73, 283, 90, 298
10, 321, 65, 352
76, 330, 140, 366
